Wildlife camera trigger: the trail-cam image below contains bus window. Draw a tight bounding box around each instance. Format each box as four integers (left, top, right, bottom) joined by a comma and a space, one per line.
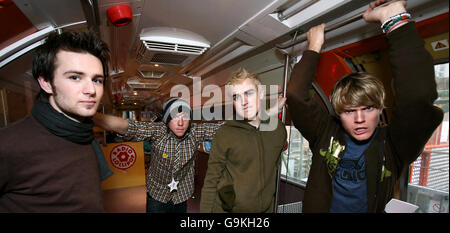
281, 125, 312, 187
281, 77, 331, 189
407, 62, 449, 213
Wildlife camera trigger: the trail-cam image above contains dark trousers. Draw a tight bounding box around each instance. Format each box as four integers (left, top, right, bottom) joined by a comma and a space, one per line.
146, 193, 187, 213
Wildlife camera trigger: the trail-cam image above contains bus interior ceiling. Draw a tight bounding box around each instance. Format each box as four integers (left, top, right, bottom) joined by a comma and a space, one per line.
0, 0, 449, 121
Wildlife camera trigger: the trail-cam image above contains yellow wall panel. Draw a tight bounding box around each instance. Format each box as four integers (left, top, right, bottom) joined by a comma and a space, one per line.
101, 142, 146, 190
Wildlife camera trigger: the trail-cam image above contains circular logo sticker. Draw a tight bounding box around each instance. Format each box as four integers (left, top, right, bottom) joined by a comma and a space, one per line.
110, 144, 137, 171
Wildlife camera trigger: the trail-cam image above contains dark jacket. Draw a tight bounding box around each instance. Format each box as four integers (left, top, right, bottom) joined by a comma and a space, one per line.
286, 22, 443, 213
200, 118, 287, 213
0, 115, 104, 212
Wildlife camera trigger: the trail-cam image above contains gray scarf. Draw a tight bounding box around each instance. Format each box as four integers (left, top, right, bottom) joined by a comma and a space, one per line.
31, 98, 113, 181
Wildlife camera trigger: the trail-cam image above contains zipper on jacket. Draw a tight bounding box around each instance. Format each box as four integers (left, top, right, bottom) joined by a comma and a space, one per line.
373, 139, 385, 212
255, 128, 264, 211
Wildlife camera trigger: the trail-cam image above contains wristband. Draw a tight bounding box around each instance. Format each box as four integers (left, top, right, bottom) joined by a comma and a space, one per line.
381, 12, 411, 33
386, 19, 412, 34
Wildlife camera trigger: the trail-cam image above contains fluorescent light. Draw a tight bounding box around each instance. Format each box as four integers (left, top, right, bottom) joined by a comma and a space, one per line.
277, 0, 320, 21
270, 0, 350, 29
0, 26, 55, 68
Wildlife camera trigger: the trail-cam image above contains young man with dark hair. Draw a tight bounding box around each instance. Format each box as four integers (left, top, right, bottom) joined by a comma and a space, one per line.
0, 30, 112, 212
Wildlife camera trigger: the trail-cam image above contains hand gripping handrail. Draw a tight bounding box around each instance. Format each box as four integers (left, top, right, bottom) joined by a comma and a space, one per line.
276, 0, 401, 50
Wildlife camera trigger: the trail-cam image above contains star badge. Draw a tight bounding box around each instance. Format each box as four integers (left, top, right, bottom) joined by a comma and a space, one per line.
168, 178, 179, 192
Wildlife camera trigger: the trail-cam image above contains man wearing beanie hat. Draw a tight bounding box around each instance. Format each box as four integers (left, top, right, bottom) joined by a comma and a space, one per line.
94, 97, 224, 213
161, 98, 193, 125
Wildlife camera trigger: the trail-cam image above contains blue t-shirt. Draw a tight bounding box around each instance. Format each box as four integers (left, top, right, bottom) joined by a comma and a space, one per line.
329, 129, 378, 213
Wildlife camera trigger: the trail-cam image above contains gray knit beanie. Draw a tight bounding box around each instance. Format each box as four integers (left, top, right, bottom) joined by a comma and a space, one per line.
161, 97, 192, 124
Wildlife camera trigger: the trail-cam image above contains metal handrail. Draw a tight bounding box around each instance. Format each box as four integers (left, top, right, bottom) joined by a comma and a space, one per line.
276, 0, 400, 50
274, 54, 291, 213
276, 11, 366, 49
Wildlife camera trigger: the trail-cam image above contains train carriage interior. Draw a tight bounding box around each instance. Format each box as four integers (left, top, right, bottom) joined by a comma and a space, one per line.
0, 0, 448, 213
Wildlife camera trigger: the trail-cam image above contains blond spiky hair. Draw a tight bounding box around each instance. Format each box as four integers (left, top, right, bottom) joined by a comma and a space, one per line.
227, 68, 262, 86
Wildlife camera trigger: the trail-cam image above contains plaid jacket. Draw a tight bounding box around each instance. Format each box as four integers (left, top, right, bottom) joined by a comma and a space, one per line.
121, 120, 224, 204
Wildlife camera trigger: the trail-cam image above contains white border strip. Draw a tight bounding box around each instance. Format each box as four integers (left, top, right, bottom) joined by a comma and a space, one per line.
0, 26, 55, 68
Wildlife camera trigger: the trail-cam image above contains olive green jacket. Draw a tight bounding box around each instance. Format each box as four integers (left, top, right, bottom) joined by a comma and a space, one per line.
200, 118, 287, 213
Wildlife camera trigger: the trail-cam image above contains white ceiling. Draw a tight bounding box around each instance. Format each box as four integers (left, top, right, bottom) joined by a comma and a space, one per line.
2, 0, 449, 111
135, 0, 274, 45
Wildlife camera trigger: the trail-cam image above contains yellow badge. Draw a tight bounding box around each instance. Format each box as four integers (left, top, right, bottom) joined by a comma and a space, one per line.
162, 153, 168, 159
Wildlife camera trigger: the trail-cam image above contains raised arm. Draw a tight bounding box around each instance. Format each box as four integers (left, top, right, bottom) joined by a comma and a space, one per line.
193, 121, 225, 142
93, 113, 163, 142
286, 23, 330, 144
93, 113, 129, 134
365, 0, 444, 165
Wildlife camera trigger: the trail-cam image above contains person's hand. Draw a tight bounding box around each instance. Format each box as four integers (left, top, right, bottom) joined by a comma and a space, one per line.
307, 23, 326, 53
363, 0, 407, 24
276, 94, 287, 113
266, 94, 286, 117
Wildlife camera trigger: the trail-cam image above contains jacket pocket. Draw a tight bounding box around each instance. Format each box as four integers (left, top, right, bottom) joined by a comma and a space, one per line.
218, 185, 235, 212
